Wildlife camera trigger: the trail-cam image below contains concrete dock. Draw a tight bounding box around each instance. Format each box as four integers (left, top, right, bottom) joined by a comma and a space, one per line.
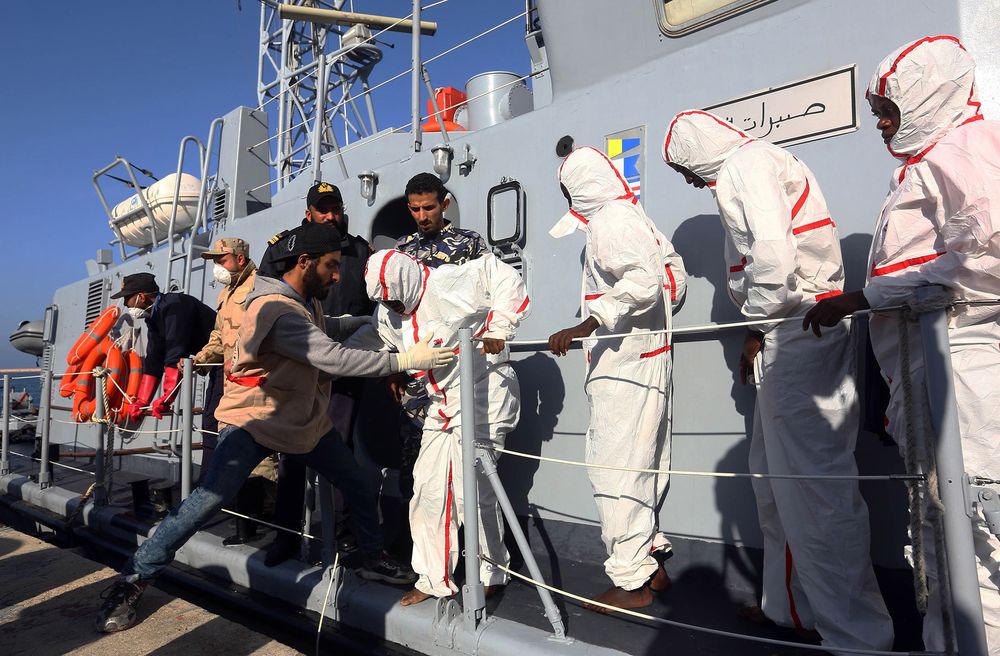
0, 525, 302, 655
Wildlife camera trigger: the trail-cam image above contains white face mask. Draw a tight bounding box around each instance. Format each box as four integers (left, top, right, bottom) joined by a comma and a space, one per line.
127, 306, 149, 320
213, 264, 233, 286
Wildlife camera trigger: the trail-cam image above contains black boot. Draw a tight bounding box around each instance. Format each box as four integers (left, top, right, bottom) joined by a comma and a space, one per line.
264, 532, 300, 567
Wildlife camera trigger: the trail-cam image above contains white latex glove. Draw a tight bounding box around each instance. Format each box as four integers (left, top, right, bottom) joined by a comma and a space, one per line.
396, 332, 455, 371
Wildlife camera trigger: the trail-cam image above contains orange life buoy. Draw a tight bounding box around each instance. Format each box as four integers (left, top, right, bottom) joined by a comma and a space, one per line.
72, 337, 114, 422
116, 350, 143, 424
59, 362, 81, 398
67, 306, 121, 366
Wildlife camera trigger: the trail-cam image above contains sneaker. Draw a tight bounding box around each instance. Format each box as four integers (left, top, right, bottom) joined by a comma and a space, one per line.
355, 551, 418, 585
95, 579, 146, 633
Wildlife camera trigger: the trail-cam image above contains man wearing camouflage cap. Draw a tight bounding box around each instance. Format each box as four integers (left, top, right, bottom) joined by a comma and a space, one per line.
193, 237, 265, 543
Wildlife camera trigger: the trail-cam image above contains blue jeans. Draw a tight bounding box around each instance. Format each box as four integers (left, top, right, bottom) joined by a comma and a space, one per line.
122, 425, 383, 581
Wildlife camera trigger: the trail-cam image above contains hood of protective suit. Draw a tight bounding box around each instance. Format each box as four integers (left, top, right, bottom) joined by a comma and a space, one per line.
550, 146, 636, 239
868, 35, 981, 158
364, 249, 428, 315
662, 110, 752, 186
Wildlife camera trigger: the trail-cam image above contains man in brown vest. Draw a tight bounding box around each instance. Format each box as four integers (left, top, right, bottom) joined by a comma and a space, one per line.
96, 222, 454, 633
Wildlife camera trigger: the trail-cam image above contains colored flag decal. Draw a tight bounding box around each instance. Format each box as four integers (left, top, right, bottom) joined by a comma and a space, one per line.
606, 135, 643, 199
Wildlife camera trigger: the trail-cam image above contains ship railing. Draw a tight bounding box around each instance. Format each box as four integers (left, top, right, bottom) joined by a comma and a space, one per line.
5, 288, 994, 654
247, 1, 534, 194
444, 286, 996, 656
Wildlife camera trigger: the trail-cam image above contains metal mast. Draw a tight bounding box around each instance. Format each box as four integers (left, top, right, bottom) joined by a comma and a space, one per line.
257, 0, 382, 189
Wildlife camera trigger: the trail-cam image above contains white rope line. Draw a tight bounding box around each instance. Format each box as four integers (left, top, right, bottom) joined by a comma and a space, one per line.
7, 451, 97, 476
482, 556, 940, 656
505, 298, 1000, 347
491, 446, 923, 482
196, 428, 222, 437
218, 507, 318, 541
8, 374, 44, 381
255, 0, 450, 113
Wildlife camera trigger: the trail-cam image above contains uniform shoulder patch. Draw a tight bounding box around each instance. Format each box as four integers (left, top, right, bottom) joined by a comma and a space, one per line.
267, 230, 290, 246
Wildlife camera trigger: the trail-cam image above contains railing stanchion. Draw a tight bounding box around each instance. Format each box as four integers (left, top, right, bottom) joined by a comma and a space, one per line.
1, 375, 10, 475
916, 285, 988, 656
459, 328, 485, 628
477, 449, 568, 640
37, 370, 53, 488
180, 357, 194, 499
410, 0, 422, 152
92, 367, 109, 505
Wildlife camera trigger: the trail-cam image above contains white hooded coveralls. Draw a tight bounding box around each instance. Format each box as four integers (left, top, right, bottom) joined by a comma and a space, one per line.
551, 147, 687, 591
664, 111, 893, 652
361, 250, 530, 597
864, 35, 1000, 654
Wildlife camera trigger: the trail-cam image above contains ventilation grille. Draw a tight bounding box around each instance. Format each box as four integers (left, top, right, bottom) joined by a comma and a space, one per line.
84, 279, 105, 325
212, 188, 228, 223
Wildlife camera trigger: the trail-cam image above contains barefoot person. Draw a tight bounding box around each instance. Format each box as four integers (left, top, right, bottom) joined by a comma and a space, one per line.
355, 248, 530, 606
805, 35, 1000, 654
547, 146, 685, 613
665, 110, 892, 652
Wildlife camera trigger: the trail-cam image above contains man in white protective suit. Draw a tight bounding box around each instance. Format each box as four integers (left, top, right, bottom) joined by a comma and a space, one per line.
547, 146, 686, 613
805, 35, 1000, 654
356, 248, 530, 606
664, 110, 894, 652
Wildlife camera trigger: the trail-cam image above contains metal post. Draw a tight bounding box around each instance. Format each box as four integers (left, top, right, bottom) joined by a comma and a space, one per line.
1, 375, 10, 475
458, 328, 485, 627
311, 48, 327, 184
916, 286, 989, 656
37, 370, 53, 489
410, 0, 422, 152
92, 367, 109, 506
303, 469, 316, 561
318, 478, 337, 566
180, 358, 194, 500
421, 66, 450, 144
477, 449, 567, 640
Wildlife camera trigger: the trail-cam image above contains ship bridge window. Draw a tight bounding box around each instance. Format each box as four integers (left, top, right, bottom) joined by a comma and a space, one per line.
656, 0, 772, 36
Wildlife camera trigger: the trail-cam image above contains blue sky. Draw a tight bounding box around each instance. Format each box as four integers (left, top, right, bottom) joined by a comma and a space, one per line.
0, 1, 528, 369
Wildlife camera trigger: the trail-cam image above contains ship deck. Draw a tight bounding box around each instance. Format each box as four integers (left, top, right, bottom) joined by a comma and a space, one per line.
2, 444, 924, 655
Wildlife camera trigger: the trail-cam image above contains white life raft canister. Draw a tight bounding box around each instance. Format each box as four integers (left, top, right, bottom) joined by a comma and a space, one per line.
110, 173, 201, 247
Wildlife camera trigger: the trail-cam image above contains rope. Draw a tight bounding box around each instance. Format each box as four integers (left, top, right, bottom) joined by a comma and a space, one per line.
218, 507, 317, 541
897, 304, 955, 653
65, 482, 97, 527
7, 451, 96, 476
315, 550, 341, 656
491, 446, 924, 482
481, 556, 940, 656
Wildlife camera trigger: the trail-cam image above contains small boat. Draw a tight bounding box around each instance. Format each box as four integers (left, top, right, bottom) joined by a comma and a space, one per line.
9, 320, 44, 357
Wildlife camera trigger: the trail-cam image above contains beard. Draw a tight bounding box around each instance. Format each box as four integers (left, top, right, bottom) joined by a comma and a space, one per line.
303, 263, 331, 300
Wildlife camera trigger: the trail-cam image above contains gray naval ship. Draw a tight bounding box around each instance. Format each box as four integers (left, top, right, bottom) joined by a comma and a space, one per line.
3, 1, 998, 654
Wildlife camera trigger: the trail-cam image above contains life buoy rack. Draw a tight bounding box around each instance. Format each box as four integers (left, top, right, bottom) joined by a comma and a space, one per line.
67, 306, 120, 366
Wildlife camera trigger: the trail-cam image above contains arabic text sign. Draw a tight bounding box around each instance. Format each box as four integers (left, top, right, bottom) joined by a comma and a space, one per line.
704, 65, 858, 147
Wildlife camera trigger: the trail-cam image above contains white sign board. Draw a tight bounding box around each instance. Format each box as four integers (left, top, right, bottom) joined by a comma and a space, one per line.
704, 65, 858, 147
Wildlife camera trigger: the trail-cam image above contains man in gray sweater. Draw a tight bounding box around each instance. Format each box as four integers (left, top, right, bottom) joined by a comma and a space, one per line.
96, 222, 454, 633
